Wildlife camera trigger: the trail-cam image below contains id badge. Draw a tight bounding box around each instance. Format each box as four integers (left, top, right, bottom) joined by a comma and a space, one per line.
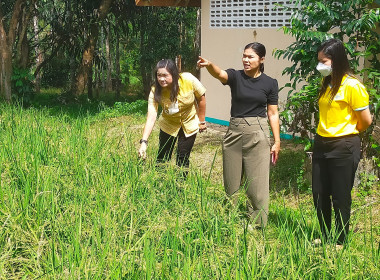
167, 101, 179, 115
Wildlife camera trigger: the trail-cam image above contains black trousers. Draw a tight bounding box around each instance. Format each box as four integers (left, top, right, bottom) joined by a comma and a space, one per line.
312, 134, 361, 244
157, 128, 197, 168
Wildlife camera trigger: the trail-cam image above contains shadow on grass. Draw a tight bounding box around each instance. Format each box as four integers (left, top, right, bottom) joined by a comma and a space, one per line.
193, 133, 223, 149
268, 205, 319, 242
270, 147, 312, 195
24, 88, 145, 120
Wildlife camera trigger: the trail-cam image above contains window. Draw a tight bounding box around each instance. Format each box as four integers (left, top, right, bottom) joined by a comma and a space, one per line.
210, 0, 294, 28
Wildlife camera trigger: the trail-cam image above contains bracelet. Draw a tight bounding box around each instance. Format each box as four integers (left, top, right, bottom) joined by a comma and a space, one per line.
139, 139, 148, 145
199, 121, 206, 125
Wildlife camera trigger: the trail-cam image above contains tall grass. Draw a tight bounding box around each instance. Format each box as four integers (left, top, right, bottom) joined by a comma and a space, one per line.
0, 101, 378, 279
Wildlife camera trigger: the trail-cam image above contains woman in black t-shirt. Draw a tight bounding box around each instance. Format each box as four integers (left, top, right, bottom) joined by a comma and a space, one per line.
197, 42, 280, 227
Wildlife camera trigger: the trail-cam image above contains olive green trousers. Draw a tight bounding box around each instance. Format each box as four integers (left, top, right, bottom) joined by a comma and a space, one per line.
223, 117, 271, 226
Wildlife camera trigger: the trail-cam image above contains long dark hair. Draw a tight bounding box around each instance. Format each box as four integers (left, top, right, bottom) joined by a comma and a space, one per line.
244, 42, 266, 73
153, 59, 180, 103
317, 38, 352, 101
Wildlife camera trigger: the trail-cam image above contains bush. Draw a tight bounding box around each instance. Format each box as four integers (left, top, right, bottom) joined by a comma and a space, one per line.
11, 67, 35, 104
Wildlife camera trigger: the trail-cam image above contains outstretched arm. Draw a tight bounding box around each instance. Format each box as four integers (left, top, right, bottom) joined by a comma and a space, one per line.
197, 56, 228, 84
138, 103, 158, 159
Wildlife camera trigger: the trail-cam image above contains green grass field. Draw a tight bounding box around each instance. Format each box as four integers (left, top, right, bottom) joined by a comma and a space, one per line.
0, 96, 379, 279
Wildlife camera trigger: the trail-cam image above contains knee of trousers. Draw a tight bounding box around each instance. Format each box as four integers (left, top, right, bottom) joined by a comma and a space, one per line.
246, 191, 269, 208
245, 179, 269, 201
331, 198, 351, 211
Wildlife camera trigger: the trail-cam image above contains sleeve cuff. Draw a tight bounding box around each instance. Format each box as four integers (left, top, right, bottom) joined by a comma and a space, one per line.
354, 105, 369, 111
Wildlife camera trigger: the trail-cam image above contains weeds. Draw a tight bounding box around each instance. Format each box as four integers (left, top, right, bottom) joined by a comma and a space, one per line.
0, 99, 378, 279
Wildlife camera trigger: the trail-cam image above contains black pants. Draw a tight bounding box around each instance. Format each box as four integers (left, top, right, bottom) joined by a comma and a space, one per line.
157, 128, 197, 168
312, 134, 361, 244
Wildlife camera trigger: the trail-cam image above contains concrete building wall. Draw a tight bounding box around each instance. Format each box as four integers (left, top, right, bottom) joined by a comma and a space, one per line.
201, 1, 295, 123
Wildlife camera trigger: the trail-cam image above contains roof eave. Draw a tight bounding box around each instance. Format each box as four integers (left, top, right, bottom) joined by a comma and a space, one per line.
135, 0, 201, 7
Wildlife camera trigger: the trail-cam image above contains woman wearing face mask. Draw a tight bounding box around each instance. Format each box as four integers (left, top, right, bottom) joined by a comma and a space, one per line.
138, 59, 206, 175
197, 42, 280, 227
313, 38, 372, 247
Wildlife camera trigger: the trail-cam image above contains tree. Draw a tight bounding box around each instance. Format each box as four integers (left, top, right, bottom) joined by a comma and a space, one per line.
0, 0, 34, 102
137, 6, 199, 96
71, 0, 113, 97
0, 0, 200, 102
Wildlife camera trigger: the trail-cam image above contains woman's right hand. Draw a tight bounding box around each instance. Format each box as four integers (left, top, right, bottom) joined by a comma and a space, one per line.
138, 143, 147, 159
197, 56, 228, 83
197, 56, 210, 68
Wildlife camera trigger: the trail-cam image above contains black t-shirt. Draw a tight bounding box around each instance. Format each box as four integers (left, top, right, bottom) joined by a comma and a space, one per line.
224, 69, 278, 118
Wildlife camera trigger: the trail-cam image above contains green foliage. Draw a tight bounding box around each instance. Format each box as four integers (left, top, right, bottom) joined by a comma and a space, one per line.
138, 7, 199, 94
372, 137, 380, 169
119, 37, 143, 93
357, 172, 379, 198
97, 100, 148, 119
275, 0, 380, 140
11, 67, 35, 104
112, 100, 147, 115
41, 55, 71, 88
2, 0, 199, 103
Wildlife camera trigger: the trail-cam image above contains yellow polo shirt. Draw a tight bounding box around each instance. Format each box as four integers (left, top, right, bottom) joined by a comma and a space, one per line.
317, 75, 369, 137
148, 72, 206, 137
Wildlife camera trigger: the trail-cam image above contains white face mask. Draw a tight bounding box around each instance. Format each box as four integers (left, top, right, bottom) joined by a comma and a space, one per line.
316, 62, 332, 77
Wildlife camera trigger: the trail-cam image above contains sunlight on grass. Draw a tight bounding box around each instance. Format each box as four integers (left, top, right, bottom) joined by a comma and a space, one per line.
0, 101, 378, 279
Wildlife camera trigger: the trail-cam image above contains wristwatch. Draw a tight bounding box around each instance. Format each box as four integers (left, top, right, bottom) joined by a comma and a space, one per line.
139, 139, 148, 145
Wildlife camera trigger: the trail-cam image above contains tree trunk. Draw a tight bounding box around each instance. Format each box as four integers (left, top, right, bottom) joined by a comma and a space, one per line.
115, 30, 121, 100
0, 43, 12, 102
16, 1, 35, 69
100, 26, 106, 92
96, 64, 101, 99
102, 64, 106, 91
106, 22, 112, 92
87, 61, 93, 100
0, 0, 26, 102
0, 21, 12, 102
71, 24, 96, 96
72, 0, 113, 97
17, 20, 30, 69
139, 9, 151, 98
0, 53, 2, 95
33, 5, 42, 94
